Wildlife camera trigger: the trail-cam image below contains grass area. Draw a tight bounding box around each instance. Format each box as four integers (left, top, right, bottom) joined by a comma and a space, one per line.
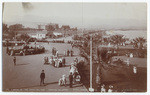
81, 56, 147, 92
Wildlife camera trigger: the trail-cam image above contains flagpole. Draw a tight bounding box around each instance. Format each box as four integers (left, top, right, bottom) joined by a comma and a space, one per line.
89, 36, 94, 92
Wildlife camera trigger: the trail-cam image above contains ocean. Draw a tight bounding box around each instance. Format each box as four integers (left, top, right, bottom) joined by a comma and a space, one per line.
106, 30, 147, 40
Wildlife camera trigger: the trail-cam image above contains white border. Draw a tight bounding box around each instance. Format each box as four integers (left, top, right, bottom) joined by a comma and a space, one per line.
0, 0, 149, 95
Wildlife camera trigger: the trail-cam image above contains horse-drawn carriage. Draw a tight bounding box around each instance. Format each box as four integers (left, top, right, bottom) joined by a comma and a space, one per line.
3, 40, 26, 47
7, 44, 45, 56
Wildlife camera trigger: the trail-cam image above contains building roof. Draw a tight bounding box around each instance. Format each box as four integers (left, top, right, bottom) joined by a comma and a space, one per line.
53, 32, 63, 36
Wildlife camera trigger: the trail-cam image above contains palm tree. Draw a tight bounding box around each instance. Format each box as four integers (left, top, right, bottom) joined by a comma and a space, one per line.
74, 34, 102, 63
132, 37, 146, 49
131, 37, 146, 58
74, 33, 131, 91
110, 35, 125, 49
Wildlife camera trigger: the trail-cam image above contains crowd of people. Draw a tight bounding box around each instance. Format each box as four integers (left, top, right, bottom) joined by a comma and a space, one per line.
41, 44, 138, 91
42, 47, 81, 88
64, 49, 74, 57
11, 44, 138, 91
52, 47, 74, 57
58, 57, 81, 88
44, 56, 66, 68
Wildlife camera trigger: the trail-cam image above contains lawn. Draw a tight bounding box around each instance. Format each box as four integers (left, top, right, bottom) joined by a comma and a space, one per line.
81, 56, 147, 92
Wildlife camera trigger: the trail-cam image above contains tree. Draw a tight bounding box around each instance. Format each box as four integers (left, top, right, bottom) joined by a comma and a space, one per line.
7, 24, 24, 39
131, 37, 146, 58
9, 24, 24, 32
132, 37, 146, 49
20, 33, 30, 42
110, 34, 125, 49
61, 25, 70, 30
8, 31, 18, 39
74, 33, 132, 91
2, 23, 8, 32
73, 33, 102, 63
45, 25, 55, 31
46, 31, 55, 38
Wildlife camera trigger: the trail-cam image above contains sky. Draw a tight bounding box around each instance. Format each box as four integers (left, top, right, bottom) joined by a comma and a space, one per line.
3, 2, 147, 29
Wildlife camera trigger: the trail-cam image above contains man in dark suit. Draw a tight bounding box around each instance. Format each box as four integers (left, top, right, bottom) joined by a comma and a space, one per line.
62, 57, 66, 66
52, 47, 55, 56
70, 50, 73, 57
69, 72, 73, 88
67, 49, 70, 56
40, 70, 45, 86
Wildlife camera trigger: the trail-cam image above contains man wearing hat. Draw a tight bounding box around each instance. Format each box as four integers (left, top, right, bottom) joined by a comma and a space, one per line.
40, 70, 45, 86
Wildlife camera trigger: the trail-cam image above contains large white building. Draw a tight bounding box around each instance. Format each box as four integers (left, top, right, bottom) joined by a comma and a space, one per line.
17, 30, 48, 39
29, 33, 46, 39
53, 32, 63, 36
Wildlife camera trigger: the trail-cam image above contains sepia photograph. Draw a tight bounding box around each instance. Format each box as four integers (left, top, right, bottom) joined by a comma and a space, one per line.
2, 2, 147, 92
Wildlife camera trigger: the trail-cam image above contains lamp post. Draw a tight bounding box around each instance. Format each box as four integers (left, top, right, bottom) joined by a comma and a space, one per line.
89, 36, 94, 92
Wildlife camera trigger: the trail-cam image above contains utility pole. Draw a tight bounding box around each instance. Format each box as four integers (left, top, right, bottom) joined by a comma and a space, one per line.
89, 36, 94, 92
